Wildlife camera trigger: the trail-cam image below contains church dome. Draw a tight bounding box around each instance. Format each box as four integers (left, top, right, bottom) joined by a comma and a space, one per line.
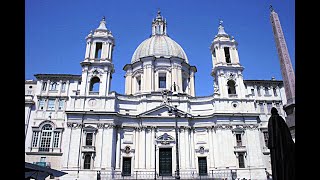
131, 35, 189, 64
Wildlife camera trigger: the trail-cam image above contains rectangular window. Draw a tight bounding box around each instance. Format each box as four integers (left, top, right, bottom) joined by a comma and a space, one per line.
251, 89, 255, 95
267, 103, 272, 114
86, 133, 93, 146
95, 42, 102, 58
39, 131, 52, 152
39, 99, 45, 110
183, 78, 188, 92
224, 47, 231, 63
273, 88, 278, 96
42, 82, 47, 91
238, 153, 245, 168
53, 132, 60, 148
264, 87, 269, 96
58, 100, 64, 110
40, 157, 46, 162
257, 87, 261, 96
48, 99, 55, 111
263, 131, 268, 147
159, 74, 166, 89
259, 103, 264, 113
136, 76, 141, 91
32, 131, 39, 147
236, 134, 242, 146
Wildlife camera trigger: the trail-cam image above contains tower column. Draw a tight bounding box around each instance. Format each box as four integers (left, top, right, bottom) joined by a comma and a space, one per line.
85, 42, 91, 59
190, 71, 195, 96
115, 127, 121, 170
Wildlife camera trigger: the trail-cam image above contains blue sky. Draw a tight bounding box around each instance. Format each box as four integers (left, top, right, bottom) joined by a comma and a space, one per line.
25, 0, 295, 96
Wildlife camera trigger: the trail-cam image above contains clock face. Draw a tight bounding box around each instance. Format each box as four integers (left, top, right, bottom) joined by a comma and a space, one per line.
88, 99, 97, 107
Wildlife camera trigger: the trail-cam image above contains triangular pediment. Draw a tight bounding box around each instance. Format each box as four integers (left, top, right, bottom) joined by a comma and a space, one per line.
138, 104, 192, 118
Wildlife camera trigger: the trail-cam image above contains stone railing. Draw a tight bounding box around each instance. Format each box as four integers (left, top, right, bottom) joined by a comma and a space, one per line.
234, 145, 247, 152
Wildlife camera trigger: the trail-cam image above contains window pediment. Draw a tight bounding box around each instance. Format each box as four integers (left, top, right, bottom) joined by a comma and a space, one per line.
83, 125, 98, 132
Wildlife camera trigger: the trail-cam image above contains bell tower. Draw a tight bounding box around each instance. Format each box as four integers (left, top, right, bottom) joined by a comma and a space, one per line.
210, 20, 246, 98
79, 17, 115, 96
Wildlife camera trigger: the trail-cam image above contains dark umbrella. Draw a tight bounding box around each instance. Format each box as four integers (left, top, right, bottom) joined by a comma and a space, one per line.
267, 107, 295, 180
25, 162, 68, 180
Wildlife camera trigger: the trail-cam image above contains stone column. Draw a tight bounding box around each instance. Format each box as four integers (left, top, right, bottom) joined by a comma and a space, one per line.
108, 44, 113, 60
115, 127, 121, 170
85, 42, 91, 59
179, 127, 186, 169
177, 66, 183, 93
139, 127, 146, 169
190, 127, 196, 169
90, 42, 96, 59
190, 71, 195, 97
208, 127, 215, 168
134, 127, 139, 169
101, 124, 116, 170
62, 123, 72, 168
151, 127, 156, 169
146, 127, 151, 170
95, 123, 104, 168
106, 71, 111, 96
125, 71, 133, 95
101, 42, 107, 59
184, 127, 190, 169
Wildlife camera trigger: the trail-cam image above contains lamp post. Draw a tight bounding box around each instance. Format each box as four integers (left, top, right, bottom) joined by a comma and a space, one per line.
164, 82, 181, 179
154, 132, 157, 180
168, 82, 180, 179
173, 105, 180, 179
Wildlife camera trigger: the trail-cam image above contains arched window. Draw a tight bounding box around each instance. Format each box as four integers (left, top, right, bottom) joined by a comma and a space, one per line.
227, 80, 236, 94
50, 82, 57, 91
182, 78, 188, 93
39, 124, 53, 152
136, 76, 141, 92
31, 123, 61, 152
84, 154, 91, 169
89, 77, 100, 92
61, 82, 66, 92
264, 87, 269, 95
95, 42, 102, 59
224, 47, 231, 63
42, 82, 47, 91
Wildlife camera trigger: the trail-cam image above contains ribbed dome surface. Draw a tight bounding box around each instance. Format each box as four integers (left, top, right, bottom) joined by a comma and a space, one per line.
131, 35, 188, 63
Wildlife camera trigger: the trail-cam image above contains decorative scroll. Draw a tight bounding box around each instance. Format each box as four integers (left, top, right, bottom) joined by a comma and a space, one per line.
156, 133, 175, 145
195, 146, 209, 154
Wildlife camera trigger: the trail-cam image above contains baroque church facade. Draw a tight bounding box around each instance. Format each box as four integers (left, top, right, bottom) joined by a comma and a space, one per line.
25, 11, 287, 179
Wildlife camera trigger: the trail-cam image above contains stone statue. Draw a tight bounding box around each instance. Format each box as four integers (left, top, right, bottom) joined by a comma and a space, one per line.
214, 81, 219, 93
267, 107, 295, 180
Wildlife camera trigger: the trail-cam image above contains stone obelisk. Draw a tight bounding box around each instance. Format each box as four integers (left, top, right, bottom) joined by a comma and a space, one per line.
270, 6, 295, 139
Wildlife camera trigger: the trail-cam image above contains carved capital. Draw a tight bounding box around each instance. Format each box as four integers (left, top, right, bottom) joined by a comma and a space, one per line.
107, 124, 116, 129
67, 122, 73, 128
97, 123, 104, 129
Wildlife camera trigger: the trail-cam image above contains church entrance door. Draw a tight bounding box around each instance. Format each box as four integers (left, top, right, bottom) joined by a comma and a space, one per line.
159, 148, 172, 176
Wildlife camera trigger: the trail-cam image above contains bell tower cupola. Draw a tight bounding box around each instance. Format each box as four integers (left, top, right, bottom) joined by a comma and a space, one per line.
210, 20, 246, 98
84, 16, 115, 61
79, 17, 115, 96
